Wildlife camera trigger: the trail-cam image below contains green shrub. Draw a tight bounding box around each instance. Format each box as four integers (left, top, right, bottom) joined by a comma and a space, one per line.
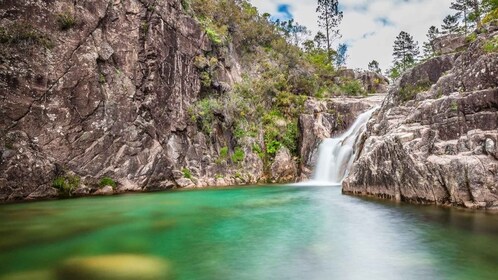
52, 175, 80, 196
266, 140, 281, 157
181, 0, 191, 11
190, 98, 222, 134
282, 121, 298, 155
57, 12, 76, 31
99, 177, 117, 189
231, 147, 245, 163
483, 36, 498, 52
466, 33, 478, 43
340, 80, 365, 96
182, 168, 192, 179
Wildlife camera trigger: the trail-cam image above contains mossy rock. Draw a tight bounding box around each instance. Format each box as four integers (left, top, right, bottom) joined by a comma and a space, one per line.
56, 254, 172, 280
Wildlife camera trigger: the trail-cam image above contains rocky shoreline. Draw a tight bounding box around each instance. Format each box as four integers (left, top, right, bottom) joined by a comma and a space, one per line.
343, 22, 498, 210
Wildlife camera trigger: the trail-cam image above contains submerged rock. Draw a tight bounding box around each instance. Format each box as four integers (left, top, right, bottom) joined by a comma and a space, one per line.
56, 254, 172, 280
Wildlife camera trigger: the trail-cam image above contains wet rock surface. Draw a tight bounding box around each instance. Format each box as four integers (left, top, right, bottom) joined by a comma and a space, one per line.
344, 28, 498, 209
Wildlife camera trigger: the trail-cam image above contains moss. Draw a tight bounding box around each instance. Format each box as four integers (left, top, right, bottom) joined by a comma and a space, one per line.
182, 168, 192, 179
57, 11, 76, 31
99, 177, 117, 189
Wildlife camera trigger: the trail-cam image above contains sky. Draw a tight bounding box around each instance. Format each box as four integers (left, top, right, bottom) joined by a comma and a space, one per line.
250, 0, 453, 71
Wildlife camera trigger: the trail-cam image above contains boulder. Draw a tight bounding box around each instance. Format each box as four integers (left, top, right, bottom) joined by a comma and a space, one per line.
270, 147, 297, 183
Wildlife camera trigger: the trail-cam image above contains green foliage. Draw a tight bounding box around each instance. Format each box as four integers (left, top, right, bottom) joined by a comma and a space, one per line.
99, 177, 117, 189
52, 175, 80, 196
252, 143, 264, 159
190, 98, 222, 135
98, 74, 106, 84
57, 11, 76, 31
181, 0, 191, 11
483, 36, 498, 52
220, 147, 229, 158
399, 82, 431, 102
231, 147, 245, 163
281, 121, 299, 155
266, 140, 282, 157
340, 79, 366, 96
450, 100, 459, 112
0, 23, 52, 48
182, 168, 192, 179
482, 7, 498, 24
466, 33, 478, 43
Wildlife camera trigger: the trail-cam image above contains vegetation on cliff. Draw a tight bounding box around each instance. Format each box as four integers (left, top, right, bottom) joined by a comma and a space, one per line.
183, 0, 363, 172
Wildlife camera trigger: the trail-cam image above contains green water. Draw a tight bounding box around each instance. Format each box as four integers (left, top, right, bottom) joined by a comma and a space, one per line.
1, 185, 498, 279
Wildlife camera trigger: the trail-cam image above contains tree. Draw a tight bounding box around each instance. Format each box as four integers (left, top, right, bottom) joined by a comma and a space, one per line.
422, 26, 440, 59
392, 31, 420, 72
482, 0, 498, 11
441, 14, 460, 34
450, 0, 471, 34
368, 60, 381, 73
335, 43, 348, 67
274, 19, 310, 46
317, 0, 343, 62
314, 32, 327, 49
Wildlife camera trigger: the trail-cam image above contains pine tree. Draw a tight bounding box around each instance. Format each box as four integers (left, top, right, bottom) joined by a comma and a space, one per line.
317, 0, 343, 62
441, 14, 460, 34
392, 31, 420, 71
314, 32, 327, 49
450, 0, 470, 34
368, 60, 381, 73
422, 26, 440, 59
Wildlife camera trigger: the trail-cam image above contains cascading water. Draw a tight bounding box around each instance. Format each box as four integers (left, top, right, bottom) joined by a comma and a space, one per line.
311, 107, 377, 185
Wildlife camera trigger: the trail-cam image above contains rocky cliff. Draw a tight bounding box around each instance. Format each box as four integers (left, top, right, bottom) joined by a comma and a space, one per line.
0, 0, 387, 201
343, 22, 498, 210
0, 0, 253, 200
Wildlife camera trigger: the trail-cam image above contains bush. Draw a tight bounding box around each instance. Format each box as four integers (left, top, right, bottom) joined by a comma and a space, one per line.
99, 177, 117, 189
182, 168, 192, 179
57, 12, 76, 31
231, 147, 245, 163
53, 175, 80, 196
340, 80, 366, 96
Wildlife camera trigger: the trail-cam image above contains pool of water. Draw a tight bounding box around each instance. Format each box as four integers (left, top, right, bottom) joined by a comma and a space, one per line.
1, 185, 497, 279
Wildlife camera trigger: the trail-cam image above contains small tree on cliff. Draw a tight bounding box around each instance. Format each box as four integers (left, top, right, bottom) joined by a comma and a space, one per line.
392, 31, 420, 72
368, 60, 381, 73
441, 14, 460, 34
422, 26, 440, 59
317, 0, 343, 63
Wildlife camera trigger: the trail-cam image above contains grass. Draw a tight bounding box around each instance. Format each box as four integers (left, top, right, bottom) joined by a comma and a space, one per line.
398, 82, 431, 102
182, 168, 192, 179
231, 147, 245, 164
0, 23, 53, 48
57, 12, 76, 31
483, 36, 498, 53
99, 177, 117, 189
53, 175, 80, 196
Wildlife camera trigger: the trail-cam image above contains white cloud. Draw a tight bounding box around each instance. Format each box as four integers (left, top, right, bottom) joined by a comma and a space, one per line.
250, 0, 453, 71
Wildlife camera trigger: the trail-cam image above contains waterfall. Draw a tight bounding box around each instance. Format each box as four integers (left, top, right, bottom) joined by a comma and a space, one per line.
311, 107, 377, 185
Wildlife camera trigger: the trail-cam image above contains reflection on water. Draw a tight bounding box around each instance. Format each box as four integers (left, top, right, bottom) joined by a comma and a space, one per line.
0, 185, 497, 280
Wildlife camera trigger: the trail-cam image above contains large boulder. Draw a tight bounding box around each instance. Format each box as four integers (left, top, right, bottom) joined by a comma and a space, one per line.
270, 147, 298, 183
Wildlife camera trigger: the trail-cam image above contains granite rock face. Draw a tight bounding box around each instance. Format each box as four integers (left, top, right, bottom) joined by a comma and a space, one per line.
0, 0, 262, 200
343, 28, 498, 209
